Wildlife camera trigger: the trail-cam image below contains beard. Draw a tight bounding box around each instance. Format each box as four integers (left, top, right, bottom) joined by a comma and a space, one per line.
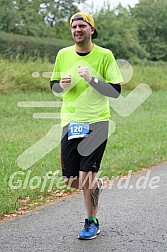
73, 32, 91, 45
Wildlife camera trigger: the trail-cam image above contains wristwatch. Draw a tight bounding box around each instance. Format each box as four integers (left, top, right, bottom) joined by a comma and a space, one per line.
93, 77, 99, 84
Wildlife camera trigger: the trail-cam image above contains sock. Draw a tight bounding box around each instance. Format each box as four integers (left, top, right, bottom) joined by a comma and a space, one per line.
86, 216, 97, 224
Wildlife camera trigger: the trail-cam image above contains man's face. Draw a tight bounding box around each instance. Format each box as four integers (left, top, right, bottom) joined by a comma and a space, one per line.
71, 20, 94, 44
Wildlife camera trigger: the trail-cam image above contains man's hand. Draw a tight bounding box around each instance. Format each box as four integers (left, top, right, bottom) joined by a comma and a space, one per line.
59, 75, 71, 89
78, 66, 92, 83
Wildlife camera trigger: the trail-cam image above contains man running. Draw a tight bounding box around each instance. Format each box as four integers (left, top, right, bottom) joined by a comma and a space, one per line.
50, 12, 123, 240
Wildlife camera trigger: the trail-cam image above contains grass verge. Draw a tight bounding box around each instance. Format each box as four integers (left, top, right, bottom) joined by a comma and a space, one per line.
0, 90, 167, 216
0, 57, 167, 93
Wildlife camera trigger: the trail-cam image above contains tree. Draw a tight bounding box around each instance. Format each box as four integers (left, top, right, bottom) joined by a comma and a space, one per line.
43, 0, 85, 27
130, 0, 167, 61
41, 0, 86, 39
95, 4, 147, 61
0, 0, 17, 32
14, 0, 47, 36
0, 0, 86, 38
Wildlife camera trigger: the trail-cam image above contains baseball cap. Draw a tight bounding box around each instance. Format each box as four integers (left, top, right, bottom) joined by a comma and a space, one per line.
70, 12, 98, 39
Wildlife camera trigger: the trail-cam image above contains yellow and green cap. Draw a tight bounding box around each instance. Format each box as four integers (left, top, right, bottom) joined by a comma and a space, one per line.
70, 12, 98, 39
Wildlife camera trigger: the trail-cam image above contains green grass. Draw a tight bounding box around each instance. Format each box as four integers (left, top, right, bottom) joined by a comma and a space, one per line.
0, 57, 167, 93
127, 64, 167, 90
0, 57, 53, 93
103, 89, 167, 175
0, 90, 167, 216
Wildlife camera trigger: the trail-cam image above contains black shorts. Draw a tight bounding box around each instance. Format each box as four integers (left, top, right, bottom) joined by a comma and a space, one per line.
61, 121, 109, 178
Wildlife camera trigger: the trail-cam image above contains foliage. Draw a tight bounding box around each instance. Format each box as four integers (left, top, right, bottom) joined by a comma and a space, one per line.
0, 57, 166, 94
0, 0, 86, 37
94, 5, 147, 60
0, 0, 17, 32
0, 0, 167, 61
43, 0, 85, 26
130, 0, 167, 61
0, 32, 72, 62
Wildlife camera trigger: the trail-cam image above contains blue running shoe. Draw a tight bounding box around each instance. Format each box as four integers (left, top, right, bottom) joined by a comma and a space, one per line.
78, 219, 100, 240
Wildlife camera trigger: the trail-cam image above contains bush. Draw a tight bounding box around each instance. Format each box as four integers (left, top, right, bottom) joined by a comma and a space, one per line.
0, 32, 72, 63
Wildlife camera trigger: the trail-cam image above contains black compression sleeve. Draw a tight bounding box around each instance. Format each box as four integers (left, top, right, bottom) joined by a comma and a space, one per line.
50, 80, 63, 93
89, 77, 121, 98
50, 78, 121, 97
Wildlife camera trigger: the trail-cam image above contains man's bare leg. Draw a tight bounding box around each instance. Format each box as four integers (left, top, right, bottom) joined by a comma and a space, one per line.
64, 171, 101, 217
79, 171, 100, 217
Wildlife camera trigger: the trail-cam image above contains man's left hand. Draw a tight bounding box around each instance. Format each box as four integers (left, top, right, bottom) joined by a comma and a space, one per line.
78, 66, 92, 83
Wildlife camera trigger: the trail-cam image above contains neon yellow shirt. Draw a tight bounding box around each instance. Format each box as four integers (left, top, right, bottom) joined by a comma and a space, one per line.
51, 44, 123, 127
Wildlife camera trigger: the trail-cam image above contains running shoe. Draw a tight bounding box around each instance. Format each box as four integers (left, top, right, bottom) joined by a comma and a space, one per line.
78, 219, 100, 240
97, 178, 103, 194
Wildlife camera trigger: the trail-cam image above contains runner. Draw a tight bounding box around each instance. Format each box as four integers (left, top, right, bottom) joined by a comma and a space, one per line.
50, 12, 123, 239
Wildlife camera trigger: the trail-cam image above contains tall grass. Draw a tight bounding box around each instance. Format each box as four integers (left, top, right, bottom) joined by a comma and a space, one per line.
0, 57, 53, 93
0, 57, 166, 93
127, 64, 167, 90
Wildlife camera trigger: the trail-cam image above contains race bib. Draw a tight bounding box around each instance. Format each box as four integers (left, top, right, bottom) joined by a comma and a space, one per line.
68, 122, 89, 140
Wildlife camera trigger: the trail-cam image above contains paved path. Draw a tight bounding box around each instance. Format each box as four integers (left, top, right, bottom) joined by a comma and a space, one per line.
0, 162, 167, 252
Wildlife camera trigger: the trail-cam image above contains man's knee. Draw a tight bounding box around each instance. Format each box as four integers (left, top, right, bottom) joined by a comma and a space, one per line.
64, 176, 79, 189
79, 171, 98, 190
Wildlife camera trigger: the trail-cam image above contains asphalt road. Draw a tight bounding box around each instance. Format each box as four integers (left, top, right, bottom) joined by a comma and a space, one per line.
0, 162, 167, 252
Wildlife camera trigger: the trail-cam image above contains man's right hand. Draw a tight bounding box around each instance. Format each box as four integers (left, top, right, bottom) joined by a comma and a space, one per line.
59, 75, 71, 89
